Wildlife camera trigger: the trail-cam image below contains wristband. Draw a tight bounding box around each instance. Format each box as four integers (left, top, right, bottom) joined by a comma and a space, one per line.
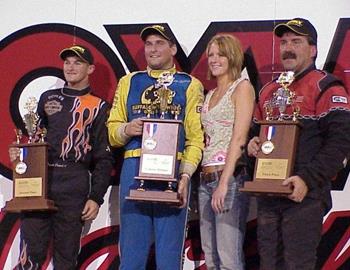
180, 173, 190, 181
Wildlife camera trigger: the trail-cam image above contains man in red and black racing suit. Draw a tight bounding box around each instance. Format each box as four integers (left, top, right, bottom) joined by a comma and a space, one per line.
247, 18, 350, 270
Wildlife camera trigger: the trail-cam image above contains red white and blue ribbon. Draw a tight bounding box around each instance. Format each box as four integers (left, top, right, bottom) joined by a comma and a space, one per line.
265, 126, 276, 141
19, 148, 28, 162
146, 123, 158, 138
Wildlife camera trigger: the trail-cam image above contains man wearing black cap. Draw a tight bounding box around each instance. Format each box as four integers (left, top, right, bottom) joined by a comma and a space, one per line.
108, 25, 204, 269
10, 45, 113, 269
247, 18, 350, 269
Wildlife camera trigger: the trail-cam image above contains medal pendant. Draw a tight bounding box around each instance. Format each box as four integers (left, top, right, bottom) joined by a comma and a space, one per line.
15, 161, 27, 174
261, 140, 275, 154
144, 137, 157, 150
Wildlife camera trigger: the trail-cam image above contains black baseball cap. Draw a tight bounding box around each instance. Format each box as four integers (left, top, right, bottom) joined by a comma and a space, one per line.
59, 45, 94, 64
274, 18, 317, 45
140, 24, 173, 42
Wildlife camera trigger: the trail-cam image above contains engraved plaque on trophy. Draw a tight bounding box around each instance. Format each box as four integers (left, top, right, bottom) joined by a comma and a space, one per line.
126, 72, 182, 204
240, 72, 301, 196
4, 97, 57, 212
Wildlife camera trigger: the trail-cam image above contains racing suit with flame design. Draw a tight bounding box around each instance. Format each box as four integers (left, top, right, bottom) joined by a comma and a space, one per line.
18, 86, 113, 270
108, 66, 204, 270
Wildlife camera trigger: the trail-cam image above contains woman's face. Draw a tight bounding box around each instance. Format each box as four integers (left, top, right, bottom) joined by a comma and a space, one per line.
207, 42, 229, 79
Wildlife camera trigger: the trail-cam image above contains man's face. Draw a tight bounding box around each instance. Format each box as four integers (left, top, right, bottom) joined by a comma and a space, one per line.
63, 56, 94, 89
279, 31, 317, 74
144, 34, 177, 70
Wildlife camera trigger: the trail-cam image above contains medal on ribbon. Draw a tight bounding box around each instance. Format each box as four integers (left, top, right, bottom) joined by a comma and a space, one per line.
15, 148, 28, 174
143, 123, 158, 150
261, 126, 275, 154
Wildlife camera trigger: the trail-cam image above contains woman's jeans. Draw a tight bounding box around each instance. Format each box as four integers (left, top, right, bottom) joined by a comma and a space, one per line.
198, 171, 249, 270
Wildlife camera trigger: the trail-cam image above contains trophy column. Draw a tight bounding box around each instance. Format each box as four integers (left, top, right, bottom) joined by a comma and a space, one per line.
126, 71, 183, 204
240, 120, 300, 195
240, 71, 301, 196
3, 96, 57, 212
126, 118, 182, 203
4, 142, 57, 212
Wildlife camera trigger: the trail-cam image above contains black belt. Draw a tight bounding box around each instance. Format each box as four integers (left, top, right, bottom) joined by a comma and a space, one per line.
200, 166, 247, 184
200, 170, 223, 184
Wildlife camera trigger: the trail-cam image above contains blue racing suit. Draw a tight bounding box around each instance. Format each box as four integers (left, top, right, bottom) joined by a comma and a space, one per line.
107, 66, 204, 269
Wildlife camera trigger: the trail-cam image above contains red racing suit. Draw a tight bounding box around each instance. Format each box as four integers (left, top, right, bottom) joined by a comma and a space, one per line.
252, 64, 350, 209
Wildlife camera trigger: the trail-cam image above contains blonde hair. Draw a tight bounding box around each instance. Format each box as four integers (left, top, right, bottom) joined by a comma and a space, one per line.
206, 34, 244, 81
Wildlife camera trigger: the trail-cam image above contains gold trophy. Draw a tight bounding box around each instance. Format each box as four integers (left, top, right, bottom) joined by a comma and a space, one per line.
274, 71, 296, 120
155, 71, 175, 119
127, 72, 183, 204
22, 97, 39, 143
240, 71, 301, 195
4, 97, 57, 212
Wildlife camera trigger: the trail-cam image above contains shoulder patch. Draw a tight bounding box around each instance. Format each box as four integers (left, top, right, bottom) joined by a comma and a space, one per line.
332, 95, 348, 104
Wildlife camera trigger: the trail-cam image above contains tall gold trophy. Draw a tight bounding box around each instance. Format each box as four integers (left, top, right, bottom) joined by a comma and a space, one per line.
126, 72, 183, 204
4, 97, 57, 212
240, 71, 301, 195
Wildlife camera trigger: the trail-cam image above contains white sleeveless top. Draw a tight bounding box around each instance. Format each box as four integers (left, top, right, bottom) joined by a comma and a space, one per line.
201, 77, 245, 166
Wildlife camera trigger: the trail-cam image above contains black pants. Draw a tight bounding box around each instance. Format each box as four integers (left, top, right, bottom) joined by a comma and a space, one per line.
19, 208, 83, 270
257, 197, 325, 270
17, 166, 89, 270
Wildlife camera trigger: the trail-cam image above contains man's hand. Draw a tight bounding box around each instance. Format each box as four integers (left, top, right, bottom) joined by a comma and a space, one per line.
177, 175, 190, 208
247, 136, 261, 157
9, 147, 20, 162
283, 175, 308, 203
81, 199, 100, 221
125, 118, 144, 137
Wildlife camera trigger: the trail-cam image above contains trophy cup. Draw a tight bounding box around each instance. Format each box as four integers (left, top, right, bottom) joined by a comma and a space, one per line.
240, 71, 301, 196
126, 72, 183, 204
4, 97, 57, 212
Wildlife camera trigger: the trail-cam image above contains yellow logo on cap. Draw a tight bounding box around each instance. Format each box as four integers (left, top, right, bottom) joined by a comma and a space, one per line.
152, 25, 165, 32
70, 46, 85, 53
287, 19, 303, 27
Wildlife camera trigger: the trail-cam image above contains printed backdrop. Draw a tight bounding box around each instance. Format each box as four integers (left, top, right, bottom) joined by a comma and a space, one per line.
0, 1, 349, 269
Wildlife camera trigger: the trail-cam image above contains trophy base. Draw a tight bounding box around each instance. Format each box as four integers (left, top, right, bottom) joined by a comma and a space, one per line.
3, 197, 58, 213
239, 180, 292, 196
126, 189, 181, 204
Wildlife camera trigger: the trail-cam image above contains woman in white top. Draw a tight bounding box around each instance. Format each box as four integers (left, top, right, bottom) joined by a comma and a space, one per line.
199, 34, 255, 270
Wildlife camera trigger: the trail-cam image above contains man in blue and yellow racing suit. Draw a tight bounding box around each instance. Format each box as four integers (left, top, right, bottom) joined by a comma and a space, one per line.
107, 25, 204, 270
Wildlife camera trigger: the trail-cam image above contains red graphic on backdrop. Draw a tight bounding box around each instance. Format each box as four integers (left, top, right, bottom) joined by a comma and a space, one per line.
0, 19, 350, 269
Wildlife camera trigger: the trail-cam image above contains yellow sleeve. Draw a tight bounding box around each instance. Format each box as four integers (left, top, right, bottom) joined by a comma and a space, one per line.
179, 76, 205, 177
107, 74, 131, 147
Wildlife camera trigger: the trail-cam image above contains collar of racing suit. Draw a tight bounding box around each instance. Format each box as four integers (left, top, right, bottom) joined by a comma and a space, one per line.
61, 85, 91, 97
146, 65, 176, 79
293, 63, 316, 82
